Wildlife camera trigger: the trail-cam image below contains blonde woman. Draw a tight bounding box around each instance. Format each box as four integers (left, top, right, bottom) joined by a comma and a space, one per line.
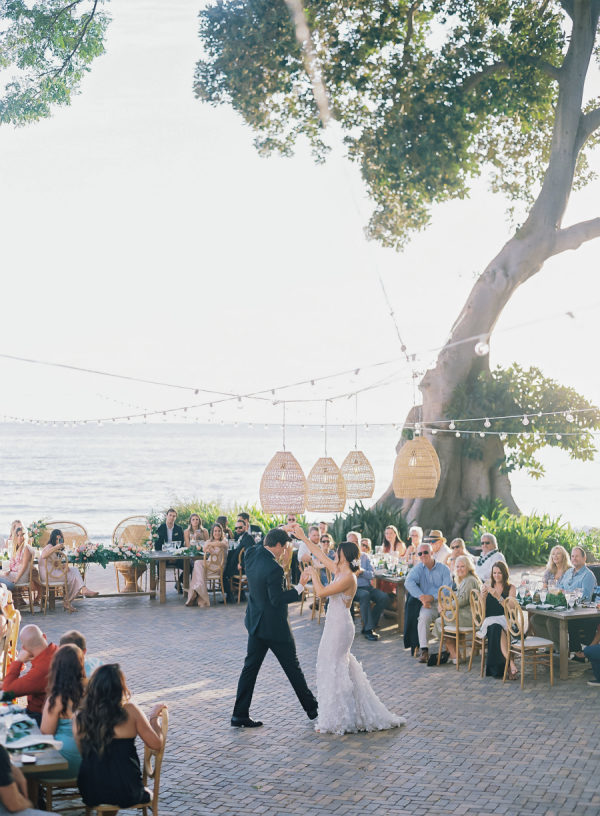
184, 513, 209, 548
432, 556, 481, 663
186, 523, 228, 607
0, 525, 36, 592
445, 538, 475, 575
5, 520, 24, 557
542, 545, 570, 587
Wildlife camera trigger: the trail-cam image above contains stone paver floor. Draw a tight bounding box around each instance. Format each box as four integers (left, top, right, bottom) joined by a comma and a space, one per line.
22, 564, 600, 816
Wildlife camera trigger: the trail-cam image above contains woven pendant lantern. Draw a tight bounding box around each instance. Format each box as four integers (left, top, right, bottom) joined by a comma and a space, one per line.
341, 450, 375, 499
260, 451, 307, 513
393, 435, 440, 499
306, 456, 347, 512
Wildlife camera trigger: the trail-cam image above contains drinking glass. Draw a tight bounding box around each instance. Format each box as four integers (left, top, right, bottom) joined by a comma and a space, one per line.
539, 589, 547, 604
566, 592, 575, 610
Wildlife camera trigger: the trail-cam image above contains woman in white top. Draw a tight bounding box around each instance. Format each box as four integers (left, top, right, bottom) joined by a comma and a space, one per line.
186, 523, 229, 607
39, 529, 99, 613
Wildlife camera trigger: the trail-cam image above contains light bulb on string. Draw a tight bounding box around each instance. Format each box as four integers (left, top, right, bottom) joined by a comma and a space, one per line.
565, 412, 574, 422
522, 416, 529, 426
449, 421, 456, 430
484, 418, 491, 428
474, 339, 490, 356
479, 432, 485, 438
455, 431, 461, 438
556, 433, 562, 440
431, 429, 438, 435
500, 433, 507, 441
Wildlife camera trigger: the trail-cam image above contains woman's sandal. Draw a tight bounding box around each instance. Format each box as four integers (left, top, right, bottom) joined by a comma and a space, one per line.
508, 668, 519, 680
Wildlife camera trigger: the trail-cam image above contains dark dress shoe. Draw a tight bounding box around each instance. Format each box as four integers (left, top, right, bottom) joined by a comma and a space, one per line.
439, 651, 450, 664
231, 716, 263, 728
307, 709, 318, 721
364, 630, 380, 641
418, 648, 429, 664
571, 654, 587, 663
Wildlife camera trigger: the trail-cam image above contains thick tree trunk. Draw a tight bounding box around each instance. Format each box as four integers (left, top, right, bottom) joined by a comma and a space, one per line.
378, 2, 600, 537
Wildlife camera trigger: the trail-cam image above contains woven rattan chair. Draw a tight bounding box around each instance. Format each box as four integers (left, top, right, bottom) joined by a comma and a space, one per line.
12, 545, 38, 615
230, 548, 248, 603
204, 547, 227, 605
39, 521, 89, 583
112, 516, 151, 593
0, 595, 20, 679
436, 585, 471, 669
503, 597, 554, 689
39, 551, 69, 615
84, 709, 169, 816
468, 589, 487, 676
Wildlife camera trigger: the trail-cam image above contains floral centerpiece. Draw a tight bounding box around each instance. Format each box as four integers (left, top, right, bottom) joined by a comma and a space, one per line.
146, 513, 162, 550
26, 520, 47, 548
70, 542, 116, 570
113, 542, 150, 564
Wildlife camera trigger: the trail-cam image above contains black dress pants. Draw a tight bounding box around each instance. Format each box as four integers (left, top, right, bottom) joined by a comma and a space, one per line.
233, 634, 317, 718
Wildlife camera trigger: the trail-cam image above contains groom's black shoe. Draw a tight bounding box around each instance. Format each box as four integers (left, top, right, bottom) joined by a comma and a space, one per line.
364, 630, 380, 641
230, 716, 263, 728
307, 708, 318, 721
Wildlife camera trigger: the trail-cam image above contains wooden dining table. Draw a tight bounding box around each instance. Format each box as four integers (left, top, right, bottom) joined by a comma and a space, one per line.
374, 571, 406, 631
147, 550, 203, 604
530, 605, 600, 680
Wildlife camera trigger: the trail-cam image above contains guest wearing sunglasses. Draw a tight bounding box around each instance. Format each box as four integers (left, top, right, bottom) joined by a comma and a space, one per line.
445, 538, 475, 580
404, 543, 451, 663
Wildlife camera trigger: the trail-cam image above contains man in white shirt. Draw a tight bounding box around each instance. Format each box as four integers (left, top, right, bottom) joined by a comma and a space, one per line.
297, 525, 320, 565
426, 530, 451, 564
475, 533, 506, 583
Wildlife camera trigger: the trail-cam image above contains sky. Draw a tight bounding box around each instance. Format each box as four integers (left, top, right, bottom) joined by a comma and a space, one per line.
0, 1, 599, 498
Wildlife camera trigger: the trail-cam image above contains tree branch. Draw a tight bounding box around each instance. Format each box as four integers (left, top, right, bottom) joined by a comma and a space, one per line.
461, 56, 561, 92
401, 1, 423, 71
576, 107, 600, 151
37, 0, 99, 80
551, 217, 600, 255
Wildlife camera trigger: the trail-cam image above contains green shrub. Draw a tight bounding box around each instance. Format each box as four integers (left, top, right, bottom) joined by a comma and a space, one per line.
471, 509, 600, 566
469, 496, 506, 526
153, 499, 305, 536
329, 502, 408, 547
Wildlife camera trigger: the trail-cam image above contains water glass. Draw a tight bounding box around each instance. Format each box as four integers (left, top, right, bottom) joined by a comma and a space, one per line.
539, 589, 547, 604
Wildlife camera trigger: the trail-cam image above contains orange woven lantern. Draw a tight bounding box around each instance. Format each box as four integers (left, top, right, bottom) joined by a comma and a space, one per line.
392, 435, 440, 499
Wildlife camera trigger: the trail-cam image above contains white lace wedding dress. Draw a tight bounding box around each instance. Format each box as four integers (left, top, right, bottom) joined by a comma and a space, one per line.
315, 576, 406, 735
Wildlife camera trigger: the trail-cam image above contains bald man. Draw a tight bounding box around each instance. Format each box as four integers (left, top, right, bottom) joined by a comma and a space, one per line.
2, 625, 57, 725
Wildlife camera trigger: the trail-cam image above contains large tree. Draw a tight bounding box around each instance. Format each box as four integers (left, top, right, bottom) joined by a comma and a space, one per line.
0, 0, 109, 126
195, 0, 600, 534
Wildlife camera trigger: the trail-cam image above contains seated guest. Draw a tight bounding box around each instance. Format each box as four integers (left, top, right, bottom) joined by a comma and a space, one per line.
319, 534, 336, 558
74, 665, 166, 811
542, 544, 571, 587
404, 543, 451, 664
297, 525, 320, 566
223, 516, 255, 602
5, 520, 24, 556
0, 525, 36, 592
559, 546, 596, 600
2, 625, 58, 724
155, 509, 185, 551
216, 515, 234, 540
425, 530, 451, 563
405, 526, 423, 565
186, 523, 229, 607
0, 743, 46, 815
475, 533, 506, 583
59, 630, 102, 677
40, 644, 86, 780
432, 556, 481, 663
477, 562, 517, 679
446, 538, 475, 578
318, 521, 328, 538
382, 525, 406, 557
39, 529, 99, 613
356, 539, 389, 642
238, 512, 262, 542
581, 624, 600, 685
184, 514, 209, 547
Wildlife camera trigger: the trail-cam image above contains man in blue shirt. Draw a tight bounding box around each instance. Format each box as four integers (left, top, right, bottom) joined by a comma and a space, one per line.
405, 542, 451, 663
558, 547, 597, 600
354, 538, 390, 642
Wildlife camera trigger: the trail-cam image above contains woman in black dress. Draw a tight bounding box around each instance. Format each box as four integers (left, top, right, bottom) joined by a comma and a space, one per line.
478, 562, 518, 679
74, 664, 166, 811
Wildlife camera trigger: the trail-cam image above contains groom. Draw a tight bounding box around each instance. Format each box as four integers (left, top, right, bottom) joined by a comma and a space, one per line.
231, 527, 318, 728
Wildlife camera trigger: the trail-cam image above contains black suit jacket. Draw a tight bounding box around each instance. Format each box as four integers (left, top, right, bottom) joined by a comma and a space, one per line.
244, 546, 302, 643
155, 523, 185, 551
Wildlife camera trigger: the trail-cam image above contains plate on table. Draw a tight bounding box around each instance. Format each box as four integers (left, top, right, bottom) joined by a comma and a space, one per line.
553, 605, 566, 610
537, 603, 552, 609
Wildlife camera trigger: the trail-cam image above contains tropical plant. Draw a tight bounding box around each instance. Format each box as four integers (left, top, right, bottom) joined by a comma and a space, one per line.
160, 500, 304, 536
469, 496, 507, 527
329, 502, 408, 548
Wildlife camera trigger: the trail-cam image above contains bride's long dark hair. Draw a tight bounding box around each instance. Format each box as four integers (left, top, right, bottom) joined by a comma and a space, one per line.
338, 541, 361, 573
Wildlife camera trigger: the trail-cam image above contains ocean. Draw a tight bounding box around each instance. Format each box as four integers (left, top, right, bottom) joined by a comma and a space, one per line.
0, 423, 597, 542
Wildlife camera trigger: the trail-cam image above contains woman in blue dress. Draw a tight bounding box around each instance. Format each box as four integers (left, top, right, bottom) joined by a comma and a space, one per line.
41, 643, 86, 779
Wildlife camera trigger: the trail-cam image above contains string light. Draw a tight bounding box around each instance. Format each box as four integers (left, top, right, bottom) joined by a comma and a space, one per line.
522, 416, 529, 426
484, 418, 491, 428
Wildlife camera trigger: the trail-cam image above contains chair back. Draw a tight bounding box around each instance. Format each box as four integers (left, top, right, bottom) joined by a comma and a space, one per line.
112, 516, 152, 550
437, 585, 458, 626
504, 597, 525, 644
38, 522, 88, 553
1, 605, 21, 677
43, 551, 69, 587
143, 709, 169, 811
205, 546, 226, 576
469, 589, 486, 629
237, 547, 245, 571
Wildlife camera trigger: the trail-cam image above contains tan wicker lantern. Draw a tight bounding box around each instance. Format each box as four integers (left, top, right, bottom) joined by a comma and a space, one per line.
392, 435, 440, 499
260, 451, 307, 514
306, 456, 347, 512
340, 450, 375, 499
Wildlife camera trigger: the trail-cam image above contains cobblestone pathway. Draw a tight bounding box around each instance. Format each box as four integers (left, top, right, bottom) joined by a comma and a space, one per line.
27, 564, 600, 816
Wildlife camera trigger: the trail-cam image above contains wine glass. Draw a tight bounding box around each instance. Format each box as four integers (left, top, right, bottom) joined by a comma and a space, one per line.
539, 588, 547, 605
575, 587, 583, 606
566, 592, 575, 610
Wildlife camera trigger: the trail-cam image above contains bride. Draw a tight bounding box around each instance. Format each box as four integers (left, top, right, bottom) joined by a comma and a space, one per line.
290, 524, 405, 735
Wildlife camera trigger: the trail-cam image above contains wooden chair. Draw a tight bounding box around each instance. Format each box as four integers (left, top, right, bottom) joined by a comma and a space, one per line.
436, 585, 471, 669
230, 548, 248, 603
39, 551, 69, 614
12, 545, 38, 615
112, 516, 151, 593
85, 709, 169, 816
468, 589, 487, 676
0, 594, 21, 679
39, 521, 89, 581
503, 597, 554, 689
37, 778, 80, 813
204, 547, 227, 605
281, 545, 294, 589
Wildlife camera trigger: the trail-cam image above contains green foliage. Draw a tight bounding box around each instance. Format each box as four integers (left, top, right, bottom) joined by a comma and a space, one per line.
195, 1, 579, 248
447, 364, 600, 478
329, 501, 408, 547
472, 509, 600, 566
156, 500, 304, 536
0, 0, 110, 126
469, 496, 506, 526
